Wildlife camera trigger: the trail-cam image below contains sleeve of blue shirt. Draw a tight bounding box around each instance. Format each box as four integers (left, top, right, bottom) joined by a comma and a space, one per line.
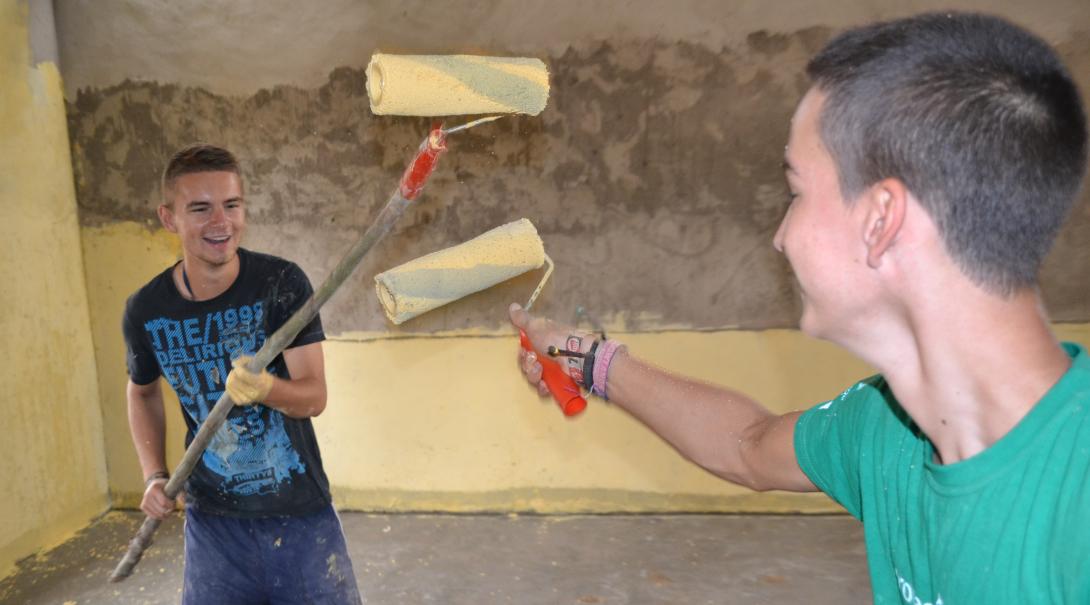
122, 295, 161, 386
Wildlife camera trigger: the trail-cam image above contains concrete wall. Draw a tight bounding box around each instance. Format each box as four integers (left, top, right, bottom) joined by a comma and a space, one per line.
0, 0, 109, 580
55, 1, 1090, 512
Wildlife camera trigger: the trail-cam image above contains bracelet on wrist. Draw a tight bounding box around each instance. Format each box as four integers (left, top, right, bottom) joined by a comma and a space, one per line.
581, 339, 600, 391
590, 339, 626, 401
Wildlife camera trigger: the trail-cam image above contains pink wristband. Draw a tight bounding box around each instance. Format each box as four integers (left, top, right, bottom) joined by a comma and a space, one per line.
591, 339, 625, 400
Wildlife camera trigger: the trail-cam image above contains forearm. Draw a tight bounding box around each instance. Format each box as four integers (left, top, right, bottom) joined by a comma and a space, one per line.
605, 350, 778, 488
127, 383, 168, 479
510, 303, 815, 493
263, 375, 327, 419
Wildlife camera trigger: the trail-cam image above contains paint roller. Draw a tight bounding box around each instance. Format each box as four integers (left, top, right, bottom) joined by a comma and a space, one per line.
367, 53, 549, 116
111, 52, 552, 582
375, 218, 586, 416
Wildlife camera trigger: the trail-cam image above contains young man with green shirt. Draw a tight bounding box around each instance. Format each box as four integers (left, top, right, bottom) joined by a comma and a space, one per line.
511, 13, 1088, 603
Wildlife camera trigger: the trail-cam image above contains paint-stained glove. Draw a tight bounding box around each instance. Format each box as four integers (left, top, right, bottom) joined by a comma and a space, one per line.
225, 355, 275, 405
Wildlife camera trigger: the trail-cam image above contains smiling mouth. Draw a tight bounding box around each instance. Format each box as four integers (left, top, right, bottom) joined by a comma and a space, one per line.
204, 235, 231, 245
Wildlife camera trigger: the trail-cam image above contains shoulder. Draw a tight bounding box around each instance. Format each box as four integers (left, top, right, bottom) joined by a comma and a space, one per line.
124, 265, 175, 318
796, 374, 913, 441
813, 375, 893, 414
1046, 343, 1090, 421
242, 248, 295, 271
792, 375, 903, 518
1066, 342, 1090, 388
241, 248, 309, 280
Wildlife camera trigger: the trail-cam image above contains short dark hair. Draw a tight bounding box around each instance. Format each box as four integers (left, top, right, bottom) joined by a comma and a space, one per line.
161, 144, 242, 201
806, 12, 1088, 295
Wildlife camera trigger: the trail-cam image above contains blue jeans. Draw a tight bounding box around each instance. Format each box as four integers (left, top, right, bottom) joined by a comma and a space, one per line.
182, 505, 362, 605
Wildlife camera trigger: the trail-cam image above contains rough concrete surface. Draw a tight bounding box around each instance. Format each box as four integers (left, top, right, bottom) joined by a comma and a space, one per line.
66, 38, 820, 334
0, 512, 869, 604
62, 22, 1090, 333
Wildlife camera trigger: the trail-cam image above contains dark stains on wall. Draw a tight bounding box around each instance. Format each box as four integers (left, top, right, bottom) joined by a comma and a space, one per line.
67, 30, 1090, 333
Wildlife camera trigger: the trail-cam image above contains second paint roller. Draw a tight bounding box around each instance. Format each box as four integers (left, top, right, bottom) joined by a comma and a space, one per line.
376, 218, 543, 324
375, 219, 586, 416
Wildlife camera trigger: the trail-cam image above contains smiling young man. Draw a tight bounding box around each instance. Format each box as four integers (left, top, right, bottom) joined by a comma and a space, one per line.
511, 13, 1089, 603
122, 145, 361, 604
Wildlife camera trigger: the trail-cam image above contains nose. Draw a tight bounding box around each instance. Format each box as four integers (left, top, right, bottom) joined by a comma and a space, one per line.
209, 203, 228, 225
773, 213, 787, 253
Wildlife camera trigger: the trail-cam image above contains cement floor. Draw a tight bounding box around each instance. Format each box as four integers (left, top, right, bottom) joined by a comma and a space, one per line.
0, 512, 869, 604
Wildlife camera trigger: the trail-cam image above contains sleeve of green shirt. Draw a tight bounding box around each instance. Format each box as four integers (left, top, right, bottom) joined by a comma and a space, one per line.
792, 376, 889, 520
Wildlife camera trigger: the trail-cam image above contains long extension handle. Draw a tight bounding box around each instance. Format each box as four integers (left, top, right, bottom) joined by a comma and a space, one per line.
110, 127, 450, 582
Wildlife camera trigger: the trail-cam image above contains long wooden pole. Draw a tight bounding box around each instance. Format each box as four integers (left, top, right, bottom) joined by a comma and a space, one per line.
110, 127, 449, 582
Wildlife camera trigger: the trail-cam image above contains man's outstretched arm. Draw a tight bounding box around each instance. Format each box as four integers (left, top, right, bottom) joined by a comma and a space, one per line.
511, 304, 816, 493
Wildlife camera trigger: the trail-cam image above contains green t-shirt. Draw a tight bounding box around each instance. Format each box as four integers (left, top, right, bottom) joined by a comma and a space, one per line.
794, 342, 1090, 604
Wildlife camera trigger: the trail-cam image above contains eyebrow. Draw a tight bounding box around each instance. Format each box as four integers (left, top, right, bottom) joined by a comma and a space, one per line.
185, 196, 243, 207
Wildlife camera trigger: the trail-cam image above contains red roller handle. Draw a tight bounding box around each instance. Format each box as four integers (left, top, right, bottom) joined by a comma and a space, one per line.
520, 330, 587, 417
399, 126, 448, 200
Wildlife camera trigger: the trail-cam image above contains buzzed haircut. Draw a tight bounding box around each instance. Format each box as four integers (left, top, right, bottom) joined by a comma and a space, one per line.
806, 12, 1088, 295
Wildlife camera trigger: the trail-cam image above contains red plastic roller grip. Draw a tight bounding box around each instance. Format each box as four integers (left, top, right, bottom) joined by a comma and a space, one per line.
520, 330, 587, 417
399, 126, 448, 200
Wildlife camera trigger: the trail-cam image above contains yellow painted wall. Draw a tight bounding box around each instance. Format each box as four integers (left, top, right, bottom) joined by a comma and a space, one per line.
318, 332, 865, 514
84, 223, 1090, 514
0, 1, 109, 580
80, 223, 187, 508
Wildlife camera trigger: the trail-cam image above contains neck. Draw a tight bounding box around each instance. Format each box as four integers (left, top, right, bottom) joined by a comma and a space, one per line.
176, 251, 241, 301
850, 286, 1068, 465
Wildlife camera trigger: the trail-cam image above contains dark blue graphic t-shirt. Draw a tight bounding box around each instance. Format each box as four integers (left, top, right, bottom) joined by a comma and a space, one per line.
123, 248, 331, 517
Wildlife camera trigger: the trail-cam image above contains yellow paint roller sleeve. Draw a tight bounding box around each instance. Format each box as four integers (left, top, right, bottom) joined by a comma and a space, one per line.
375, 218, 545, 324
366, 54, 550, 116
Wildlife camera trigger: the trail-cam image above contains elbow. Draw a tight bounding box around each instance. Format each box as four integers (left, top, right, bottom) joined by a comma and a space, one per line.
689, 449, 762, 492
303, 388, 328, 418
704, 459, 769, 492
732, 424, 780, 492
740, 473, 779, 493
700, 432, 773, 492
282, 399, 325, 420
281, 386, 326, 419
303, 379, 328, 418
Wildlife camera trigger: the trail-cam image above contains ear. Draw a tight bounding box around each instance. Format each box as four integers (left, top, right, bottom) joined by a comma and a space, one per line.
157, 203, 178, 233
862, 179, 907, 269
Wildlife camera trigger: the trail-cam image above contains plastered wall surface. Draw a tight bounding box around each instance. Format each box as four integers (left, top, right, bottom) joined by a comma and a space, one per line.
59, 1, 1090, 333
53, 0, 1090, 99
56, 0, 1090, 511
0, 0, 108, 580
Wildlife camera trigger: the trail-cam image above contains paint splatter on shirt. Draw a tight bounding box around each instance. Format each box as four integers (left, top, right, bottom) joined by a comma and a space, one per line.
124, 248, 331, 517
